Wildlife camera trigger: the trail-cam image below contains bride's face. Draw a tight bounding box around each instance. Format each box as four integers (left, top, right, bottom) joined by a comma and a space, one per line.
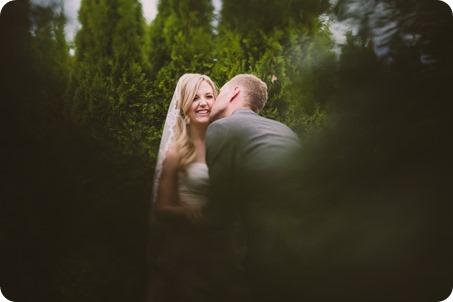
188, 81, 215, 125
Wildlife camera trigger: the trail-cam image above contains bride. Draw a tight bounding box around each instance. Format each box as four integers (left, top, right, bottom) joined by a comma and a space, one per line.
152, 73, 214, 223
147, 73, 249, 302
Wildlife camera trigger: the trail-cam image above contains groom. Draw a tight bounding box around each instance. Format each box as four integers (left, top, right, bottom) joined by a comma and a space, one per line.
205, 74, 302, 301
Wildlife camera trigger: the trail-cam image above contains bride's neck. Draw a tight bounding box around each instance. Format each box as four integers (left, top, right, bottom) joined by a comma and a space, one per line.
189, 126, 207, 163
189, 124, 207, 141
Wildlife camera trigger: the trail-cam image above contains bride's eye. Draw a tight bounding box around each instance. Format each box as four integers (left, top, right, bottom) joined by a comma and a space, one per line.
193, 95, 200, 102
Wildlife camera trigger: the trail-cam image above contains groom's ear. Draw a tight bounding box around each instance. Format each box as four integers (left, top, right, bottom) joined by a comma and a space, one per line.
230, 87, 240, 102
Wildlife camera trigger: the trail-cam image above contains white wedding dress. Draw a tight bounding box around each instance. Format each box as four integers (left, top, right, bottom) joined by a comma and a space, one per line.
177, 162, 209, 205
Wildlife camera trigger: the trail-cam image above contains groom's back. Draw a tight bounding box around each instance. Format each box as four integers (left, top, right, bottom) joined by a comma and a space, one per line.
207, 108, 303, 301
207, 108, 301, 214
221, 109, 300, 171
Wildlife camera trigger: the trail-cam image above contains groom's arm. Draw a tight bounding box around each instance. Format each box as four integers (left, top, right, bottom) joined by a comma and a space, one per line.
205, 121, 237, 228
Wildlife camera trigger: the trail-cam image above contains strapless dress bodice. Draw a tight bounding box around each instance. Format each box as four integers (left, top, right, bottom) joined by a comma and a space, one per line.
178, 162, 209, 205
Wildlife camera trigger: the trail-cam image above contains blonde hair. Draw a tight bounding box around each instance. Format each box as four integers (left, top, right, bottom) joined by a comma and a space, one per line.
173, 73, 217, 170
229, 74, 268, 112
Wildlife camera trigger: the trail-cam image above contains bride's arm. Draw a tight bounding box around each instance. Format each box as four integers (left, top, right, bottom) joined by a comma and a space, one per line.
153, 145, 203, 224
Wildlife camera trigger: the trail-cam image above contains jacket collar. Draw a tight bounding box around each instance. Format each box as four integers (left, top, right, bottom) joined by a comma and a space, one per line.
231, 108, 256, 116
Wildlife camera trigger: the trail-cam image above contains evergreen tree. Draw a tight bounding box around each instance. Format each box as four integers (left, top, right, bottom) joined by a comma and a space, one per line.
282, 15, 337, 134
1, 1, 73, 300
147, 0, 216, 149
0, 0, 34, 125
68, 0, 152, 158
147, 0, 173, 81
148, 0, 216, 76
213, 0, 336, 135
30, 3, 71, 141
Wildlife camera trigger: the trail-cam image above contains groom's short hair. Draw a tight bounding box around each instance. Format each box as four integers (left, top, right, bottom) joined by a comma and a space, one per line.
230, 74, 268, 113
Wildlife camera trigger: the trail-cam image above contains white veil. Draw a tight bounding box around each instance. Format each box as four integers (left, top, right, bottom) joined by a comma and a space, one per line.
152, 79, 182, 203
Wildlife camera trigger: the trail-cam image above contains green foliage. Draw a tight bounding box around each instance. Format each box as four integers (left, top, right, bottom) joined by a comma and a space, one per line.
283, 17, 337, 135
214, 0, 336, 137
148, 0, 215, 75
69, 0, 153, 159
0, 1, 71, 143
147, 0, 217, 149
211, 29, 247, 84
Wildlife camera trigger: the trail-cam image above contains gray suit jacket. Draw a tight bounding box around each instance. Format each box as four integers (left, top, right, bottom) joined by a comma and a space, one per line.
205, 108, 302, 300
205, 108, 301, 227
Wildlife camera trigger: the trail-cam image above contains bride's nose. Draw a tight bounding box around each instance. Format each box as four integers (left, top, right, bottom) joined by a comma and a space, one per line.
199, 99, 208, 107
